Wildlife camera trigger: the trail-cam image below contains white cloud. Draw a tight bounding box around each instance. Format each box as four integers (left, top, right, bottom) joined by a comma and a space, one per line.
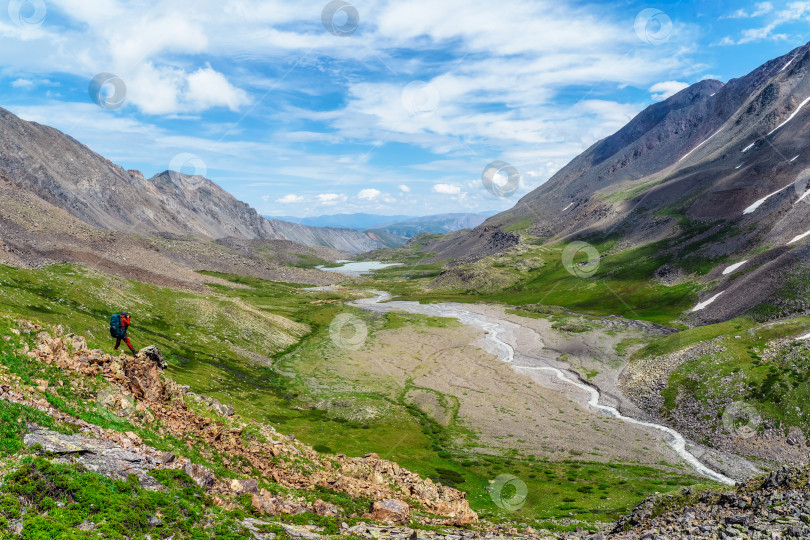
724, 2, 774, 18
433, 183, 462, 195
185, 65, 250, 112
11, 78, 32, 88
398, 185, 411, 193
649, 81, 690, 101
317, 193, 347, 205
358, 188, 382, 200
719, 1, 810, 44
277, 194, 304, 204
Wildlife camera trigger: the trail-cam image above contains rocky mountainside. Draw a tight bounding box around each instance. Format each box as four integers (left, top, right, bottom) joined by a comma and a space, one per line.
432, 42, 810, 325
0, 166, 345, 288
0, 107, 390, 254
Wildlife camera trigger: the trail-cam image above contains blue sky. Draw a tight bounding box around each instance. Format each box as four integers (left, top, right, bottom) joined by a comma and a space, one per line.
1, 0, 810, 218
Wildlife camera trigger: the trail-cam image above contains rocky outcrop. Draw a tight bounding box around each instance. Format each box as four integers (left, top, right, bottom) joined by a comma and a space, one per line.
341, 455, 478, 525
139, 345, 167, 369
23, 425, 164, 490
612, 465, 810, 539
18, 328, 479, 526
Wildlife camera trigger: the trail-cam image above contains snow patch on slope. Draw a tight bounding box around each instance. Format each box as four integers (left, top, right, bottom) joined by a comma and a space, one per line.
743, 185, 791, 215
692, 291, 725, 313
679, 128, 723, 162
722, 261, 749, 275
768, 96, 810, 136
788, 230, 810, 245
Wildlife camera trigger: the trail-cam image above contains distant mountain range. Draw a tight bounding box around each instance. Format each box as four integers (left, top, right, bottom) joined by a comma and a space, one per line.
270, 213, 414, 230
268, 212, 498, 238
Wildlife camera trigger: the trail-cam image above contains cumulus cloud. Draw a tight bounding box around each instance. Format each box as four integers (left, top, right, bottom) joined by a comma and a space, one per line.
317, 193, 347, 205
358, 188, 382, 200
649, 81, 690, 101
398, 185, 411, 193
433, 183, 462, 195
186, 66, 250, 112
277, 194, 304, 204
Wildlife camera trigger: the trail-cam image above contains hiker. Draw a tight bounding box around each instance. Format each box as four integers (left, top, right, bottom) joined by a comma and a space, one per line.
110, 311, 136, 354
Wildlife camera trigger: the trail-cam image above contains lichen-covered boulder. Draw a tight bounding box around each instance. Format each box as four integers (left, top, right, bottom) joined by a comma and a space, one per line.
138, 345, 167, 369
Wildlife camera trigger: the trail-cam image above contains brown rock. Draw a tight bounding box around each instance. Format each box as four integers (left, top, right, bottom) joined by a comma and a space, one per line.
312, 499, 340, 517
183, 463, 216, 488
368, 499, 409, 524
229, 478, 260, 495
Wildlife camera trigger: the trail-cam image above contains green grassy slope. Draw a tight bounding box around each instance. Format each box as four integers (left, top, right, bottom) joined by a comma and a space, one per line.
627, 316, 810, 447
366, 241, 699, 325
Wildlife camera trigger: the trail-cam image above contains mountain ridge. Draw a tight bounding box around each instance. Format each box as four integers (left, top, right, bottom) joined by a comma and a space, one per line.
426, 41, 810, 326
0, 107, 393, 254
265, 212, 498, 239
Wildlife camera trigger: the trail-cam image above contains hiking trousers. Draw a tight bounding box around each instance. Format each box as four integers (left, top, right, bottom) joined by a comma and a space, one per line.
115, 336, 135, 353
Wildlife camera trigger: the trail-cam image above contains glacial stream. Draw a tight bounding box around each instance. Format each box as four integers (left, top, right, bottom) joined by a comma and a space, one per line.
350, 291, 735, 485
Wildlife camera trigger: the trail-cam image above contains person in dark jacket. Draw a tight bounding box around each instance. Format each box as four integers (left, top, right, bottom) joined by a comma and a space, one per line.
114, 311, 136, 354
